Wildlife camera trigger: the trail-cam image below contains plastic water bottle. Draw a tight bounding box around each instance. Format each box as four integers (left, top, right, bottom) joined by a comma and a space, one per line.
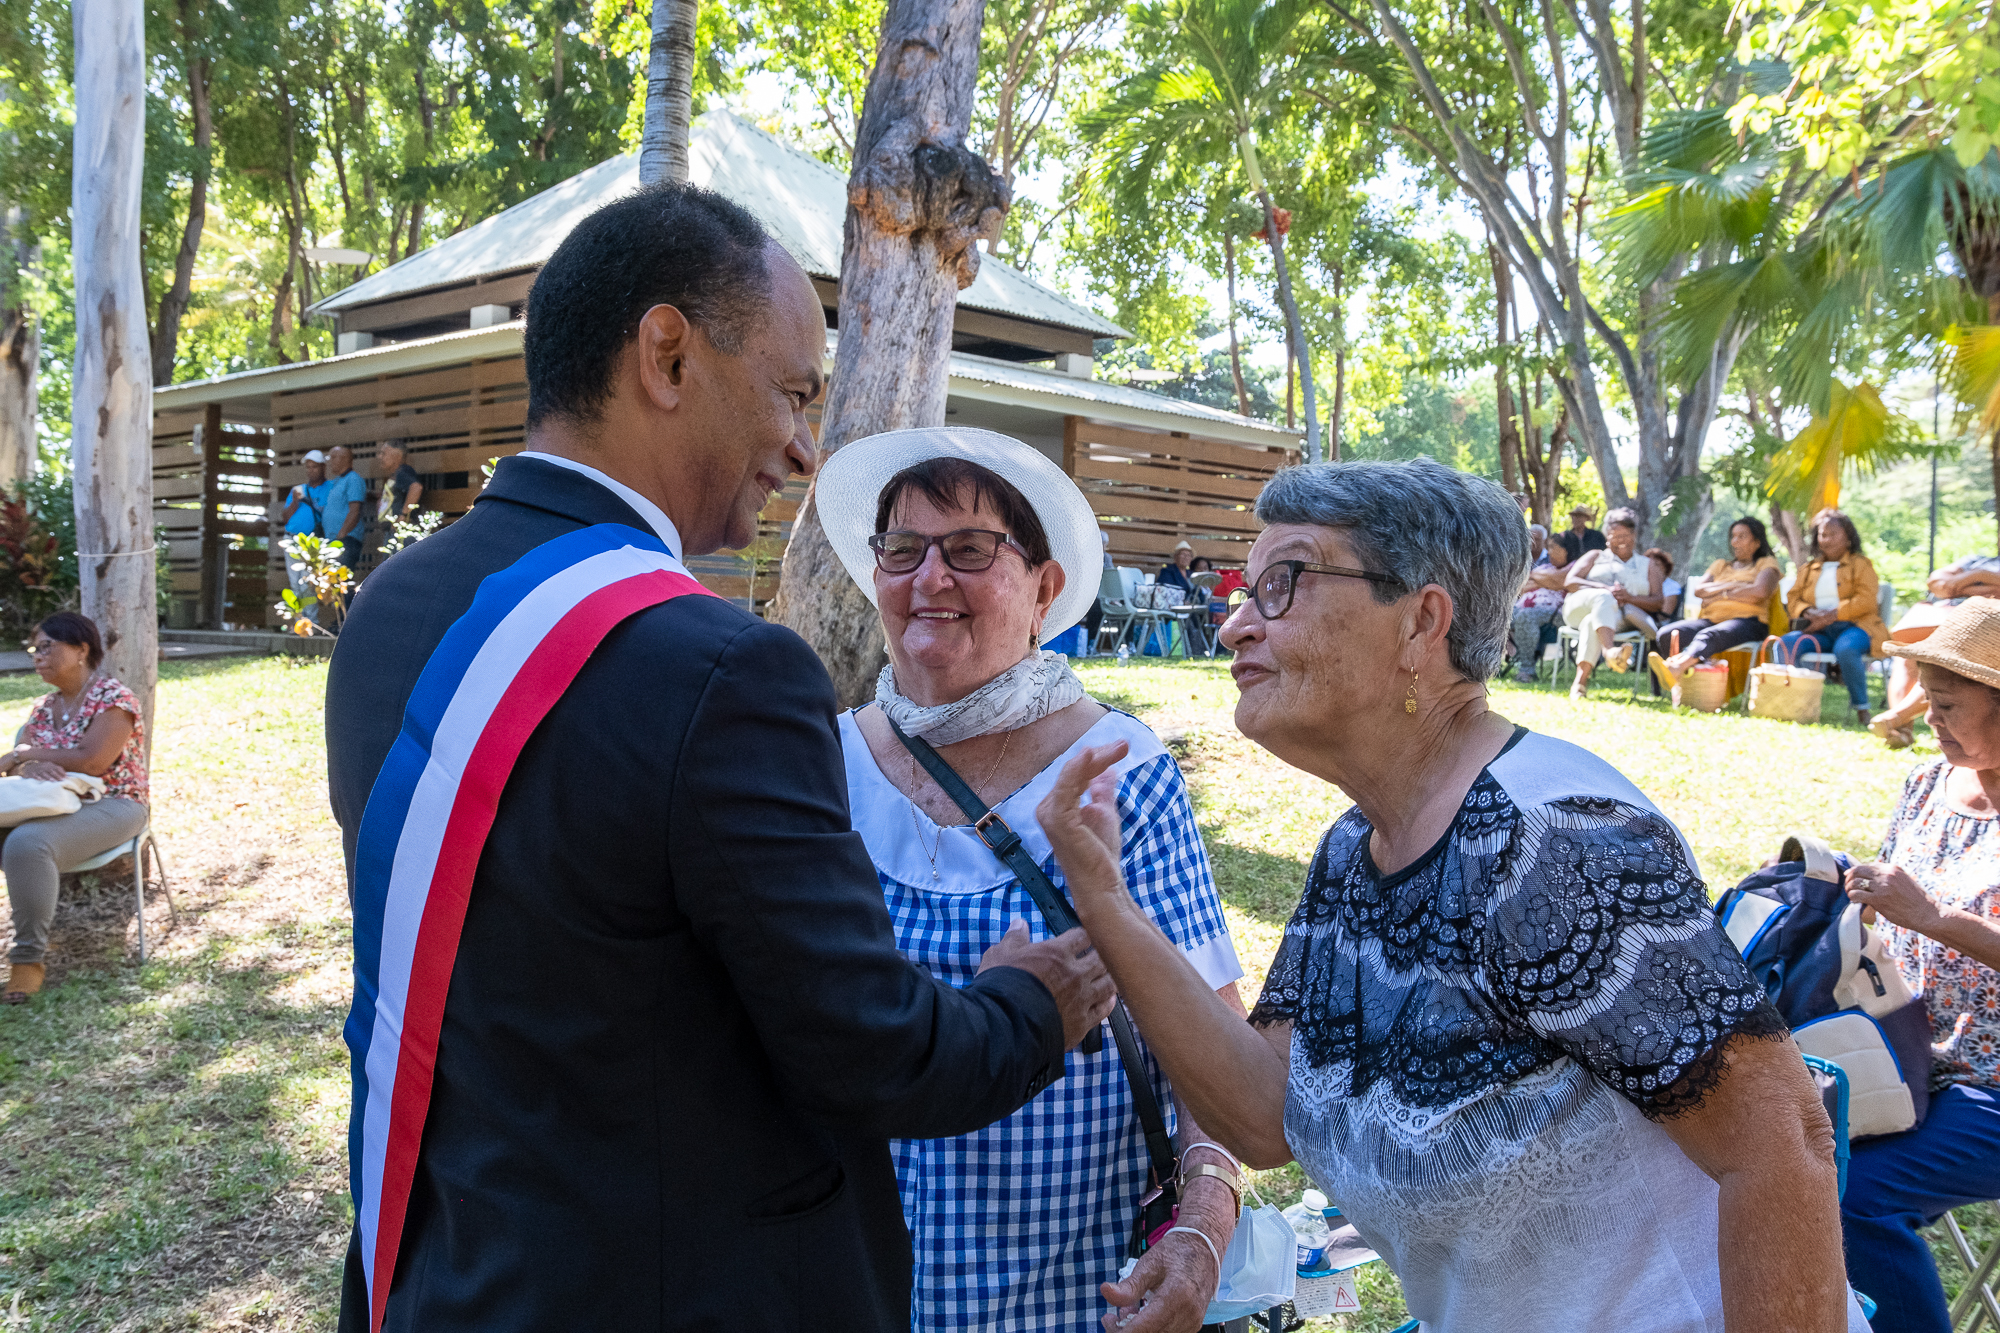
1116, 644, 1132, 668
1283, 1191, 1332, 1272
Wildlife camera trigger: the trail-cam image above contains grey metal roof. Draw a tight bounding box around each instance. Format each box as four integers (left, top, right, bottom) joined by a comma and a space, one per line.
308, 112, 1127, 339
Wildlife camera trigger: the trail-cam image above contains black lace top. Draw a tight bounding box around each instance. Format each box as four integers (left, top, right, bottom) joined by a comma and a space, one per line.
1250, 730, 1818, 1332
1250, 730, 1781, 1118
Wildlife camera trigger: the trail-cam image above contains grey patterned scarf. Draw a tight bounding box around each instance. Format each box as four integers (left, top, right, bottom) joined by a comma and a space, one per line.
875, 649, 1087, 746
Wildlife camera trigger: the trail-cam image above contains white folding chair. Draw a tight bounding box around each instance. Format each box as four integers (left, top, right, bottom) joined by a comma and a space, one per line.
68, 820, 176, 961
1791, 579, 1896, 690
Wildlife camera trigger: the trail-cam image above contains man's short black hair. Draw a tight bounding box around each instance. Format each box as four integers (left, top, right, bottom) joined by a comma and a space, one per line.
524, 181, 775, 429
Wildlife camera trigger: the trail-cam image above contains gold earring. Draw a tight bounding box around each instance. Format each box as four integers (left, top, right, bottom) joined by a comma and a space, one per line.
1405, 672, 1419, 715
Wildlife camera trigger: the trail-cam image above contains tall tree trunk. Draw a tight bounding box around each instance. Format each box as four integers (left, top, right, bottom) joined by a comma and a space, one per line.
1328, 264, 1343, 461
72, 0, 157, 735
151, 27, 210, 386
0, 203, 35, 488
1222, 230, 1249, 417
1491, 241, 1521, 497
641, 0, 699, 184
769, 0, 1009, 705
1253, 184, 1318, 462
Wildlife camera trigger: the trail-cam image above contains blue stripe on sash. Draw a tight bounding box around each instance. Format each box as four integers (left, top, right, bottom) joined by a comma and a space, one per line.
343, 523, 670, 1206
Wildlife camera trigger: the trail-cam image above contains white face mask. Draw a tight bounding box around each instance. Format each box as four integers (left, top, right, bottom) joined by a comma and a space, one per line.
1110, 1202, 1298, 1325
1203, 1203, 1300, 1321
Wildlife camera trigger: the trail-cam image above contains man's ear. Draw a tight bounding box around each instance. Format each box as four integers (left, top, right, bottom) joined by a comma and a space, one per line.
633, 303, 695, 411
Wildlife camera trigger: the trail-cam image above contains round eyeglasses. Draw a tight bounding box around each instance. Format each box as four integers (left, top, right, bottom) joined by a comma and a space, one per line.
1253, 559, 1402, 619
867, 529, 1025, 575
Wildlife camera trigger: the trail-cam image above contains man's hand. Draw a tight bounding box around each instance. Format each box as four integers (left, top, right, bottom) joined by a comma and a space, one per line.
978, 919, 1115, 1049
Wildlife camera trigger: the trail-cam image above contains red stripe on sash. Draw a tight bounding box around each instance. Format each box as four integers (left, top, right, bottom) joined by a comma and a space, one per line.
369, 568, 710, 1331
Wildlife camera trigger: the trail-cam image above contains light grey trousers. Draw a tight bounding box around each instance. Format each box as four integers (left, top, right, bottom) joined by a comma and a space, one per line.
2, 796, 148, 963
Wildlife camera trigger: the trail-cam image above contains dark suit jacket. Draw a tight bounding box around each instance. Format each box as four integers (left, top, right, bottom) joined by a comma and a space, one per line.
326, 456, 1065, 1331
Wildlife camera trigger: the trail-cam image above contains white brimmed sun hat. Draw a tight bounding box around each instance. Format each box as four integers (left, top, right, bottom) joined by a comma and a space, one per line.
814, 426, 1102, 643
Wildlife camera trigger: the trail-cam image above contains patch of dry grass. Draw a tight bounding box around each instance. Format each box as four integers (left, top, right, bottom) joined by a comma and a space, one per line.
0, 657, 351, 1331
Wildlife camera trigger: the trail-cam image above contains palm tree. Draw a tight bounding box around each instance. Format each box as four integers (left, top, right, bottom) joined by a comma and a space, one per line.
1080, 0, 1390, 462
1612, 103, 2000, 524
641, 0, 700, 185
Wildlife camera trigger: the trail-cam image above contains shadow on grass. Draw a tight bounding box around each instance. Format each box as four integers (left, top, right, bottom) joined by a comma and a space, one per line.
1205, 830, 1311, 929
0, 890, 350, 1326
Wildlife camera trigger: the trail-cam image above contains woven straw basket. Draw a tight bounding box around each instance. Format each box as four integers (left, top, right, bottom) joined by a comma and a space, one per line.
1678, 661, 1732, 713
1747, 636, 1824, 723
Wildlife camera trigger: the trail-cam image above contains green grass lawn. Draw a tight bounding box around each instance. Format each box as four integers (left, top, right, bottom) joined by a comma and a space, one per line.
0, 651, 1985, 1329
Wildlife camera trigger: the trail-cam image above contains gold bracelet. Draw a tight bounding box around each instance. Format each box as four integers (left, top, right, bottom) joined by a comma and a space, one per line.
1180, 1161, 1243, 1211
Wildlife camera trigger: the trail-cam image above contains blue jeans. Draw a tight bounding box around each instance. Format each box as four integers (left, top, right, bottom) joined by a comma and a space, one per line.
1842, 1084, 2000, 1332
1779, 621, 1874, 707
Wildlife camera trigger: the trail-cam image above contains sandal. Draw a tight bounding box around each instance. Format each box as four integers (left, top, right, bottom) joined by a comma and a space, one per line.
1884, 725, 1915, 750
3, 961, 44, 1004
1605, 643, 1635, 673
1648, 652, 1681, 693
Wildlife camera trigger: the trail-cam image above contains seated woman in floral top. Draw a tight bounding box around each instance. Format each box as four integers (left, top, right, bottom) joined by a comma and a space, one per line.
0, 612, 149, 1003
1842, 596, 2000, 1333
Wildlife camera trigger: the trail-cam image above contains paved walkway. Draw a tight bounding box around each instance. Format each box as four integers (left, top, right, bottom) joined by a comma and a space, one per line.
0, 643, 256, 674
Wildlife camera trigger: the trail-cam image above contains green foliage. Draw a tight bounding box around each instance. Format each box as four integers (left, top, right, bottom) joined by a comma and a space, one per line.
1728, 0, 2000, 172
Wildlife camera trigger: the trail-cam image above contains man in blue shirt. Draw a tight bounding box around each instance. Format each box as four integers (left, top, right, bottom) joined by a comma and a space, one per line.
322, 445, 369, 571
279, 450, 331, 614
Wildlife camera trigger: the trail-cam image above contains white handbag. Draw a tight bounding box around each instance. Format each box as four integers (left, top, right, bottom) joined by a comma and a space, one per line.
0, 772, 106, 828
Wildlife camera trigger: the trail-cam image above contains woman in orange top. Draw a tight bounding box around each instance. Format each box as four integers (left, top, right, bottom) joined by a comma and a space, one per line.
1778, 509, 1887, 724
1648, 516, 1782, 690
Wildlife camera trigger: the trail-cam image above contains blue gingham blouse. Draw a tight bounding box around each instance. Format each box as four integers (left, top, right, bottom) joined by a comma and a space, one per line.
839, 707, 1242, 1331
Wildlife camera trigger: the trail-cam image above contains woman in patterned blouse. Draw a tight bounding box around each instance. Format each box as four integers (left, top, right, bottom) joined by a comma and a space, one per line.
1039, 458, 1867, 1332
1841, 596, 2000, 1333
0, 612, 149, 1003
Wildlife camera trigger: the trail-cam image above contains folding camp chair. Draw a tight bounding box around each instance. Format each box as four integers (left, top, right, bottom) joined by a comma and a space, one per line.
1934, 1207, 2000, 1332
67, 819, 176, 962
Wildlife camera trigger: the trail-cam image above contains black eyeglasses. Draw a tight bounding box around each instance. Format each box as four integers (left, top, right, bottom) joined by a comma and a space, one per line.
1253, 560, 1402, 619
867, 529, 1024, 575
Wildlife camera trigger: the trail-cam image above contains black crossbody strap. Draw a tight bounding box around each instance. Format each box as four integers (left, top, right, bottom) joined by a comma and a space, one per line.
888, 717, 1178, 1188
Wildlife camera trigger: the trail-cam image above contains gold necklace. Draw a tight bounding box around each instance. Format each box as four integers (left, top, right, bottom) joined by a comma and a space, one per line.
907, 729, 1014, 884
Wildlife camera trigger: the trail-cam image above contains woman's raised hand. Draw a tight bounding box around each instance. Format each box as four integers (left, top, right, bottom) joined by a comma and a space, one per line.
1037, 742, 1131, 919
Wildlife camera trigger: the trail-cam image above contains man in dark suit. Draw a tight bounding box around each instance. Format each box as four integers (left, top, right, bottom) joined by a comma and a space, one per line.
326, 183, 1114, 1331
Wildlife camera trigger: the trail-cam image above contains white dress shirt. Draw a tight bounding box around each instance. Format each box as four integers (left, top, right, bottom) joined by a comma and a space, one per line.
517, 450, 683, 557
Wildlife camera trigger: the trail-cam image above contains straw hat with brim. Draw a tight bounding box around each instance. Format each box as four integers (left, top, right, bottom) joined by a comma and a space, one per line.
814, 426, 1102, 643
1884, 596, 2000, 691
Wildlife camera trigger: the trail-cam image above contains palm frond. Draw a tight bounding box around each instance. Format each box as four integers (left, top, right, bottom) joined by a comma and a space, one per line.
1947, 324, 2000, 434
1763, 380, 1928, 513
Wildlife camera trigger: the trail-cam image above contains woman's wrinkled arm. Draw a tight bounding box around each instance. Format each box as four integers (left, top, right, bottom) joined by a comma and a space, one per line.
1039, 743, 1293, 1167
1655, 1032, 1850, 1331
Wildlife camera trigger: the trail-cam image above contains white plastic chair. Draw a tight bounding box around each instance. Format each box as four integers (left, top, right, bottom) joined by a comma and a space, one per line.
1777, 574, 1896, 683
68, 820, 175, 961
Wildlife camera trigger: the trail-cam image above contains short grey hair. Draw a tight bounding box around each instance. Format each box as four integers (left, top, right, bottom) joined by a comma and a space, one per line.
1605, 506, 1639, 531
1255, 458, 1531, 681
1528, 523, 1548, 540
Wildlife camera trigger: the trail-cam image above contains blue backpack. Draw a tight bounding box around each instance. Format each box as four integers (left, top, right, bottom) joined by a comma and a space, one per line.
1716, 834, 1932, 1138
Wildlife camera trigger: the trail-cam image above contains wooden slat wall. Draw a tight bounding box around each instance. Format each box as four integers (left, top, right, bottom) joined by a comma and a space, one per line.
1063, 416, 1296, 575
153, 415, 273, 628
156, 370, 1294, 631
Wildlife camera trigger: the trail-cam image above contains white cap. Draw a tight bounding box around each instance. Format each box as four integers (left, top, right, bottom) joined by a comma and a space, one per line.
302, 449, 328, 464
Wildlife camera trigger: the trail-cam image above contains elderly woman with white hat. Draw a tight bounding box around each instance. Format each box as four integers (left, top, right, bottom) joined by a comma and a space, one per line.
1840, 597, 2000, 1333
815, 427, 1247, 1331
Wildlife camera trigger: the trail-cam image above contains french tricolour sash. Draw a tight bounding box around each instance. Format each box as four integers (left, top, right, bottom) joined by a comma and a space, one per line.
343, 523, 716, 1332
